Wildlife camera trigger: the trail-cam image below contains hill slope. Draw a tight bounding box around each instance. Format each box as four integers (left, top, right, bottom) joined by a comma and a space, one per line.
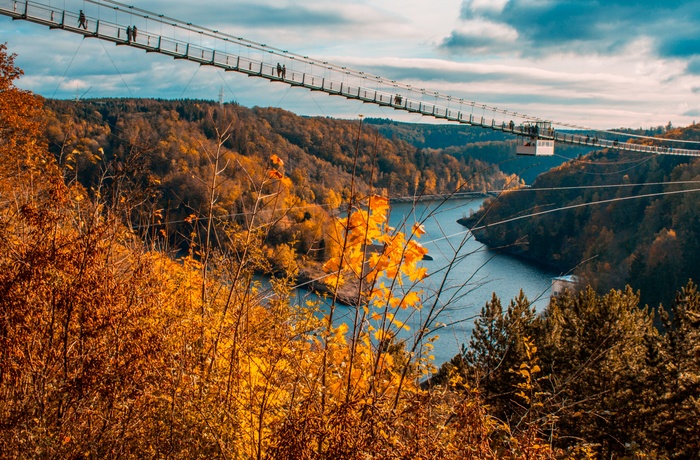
365, 118, 594, 183
460, 123, 700, 307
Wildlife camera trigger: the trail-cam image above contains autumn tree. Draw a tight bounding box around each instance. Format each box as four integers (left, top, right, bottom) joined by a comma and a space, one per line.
539, 287, 657, 456
444, 291, 540, 427
646, 281, 700, 457
0, 43, 564, 458
0, 42, 51, 196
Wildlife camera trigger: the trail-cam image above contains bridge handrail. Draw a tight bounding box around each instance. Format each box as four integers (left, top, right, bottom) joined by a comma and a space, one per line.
2, 0, 699, 157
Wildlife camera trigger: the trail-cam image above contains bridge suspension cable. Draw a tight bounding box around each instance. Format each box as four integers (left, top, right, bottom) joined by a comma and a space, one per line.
2, 0, 699, 156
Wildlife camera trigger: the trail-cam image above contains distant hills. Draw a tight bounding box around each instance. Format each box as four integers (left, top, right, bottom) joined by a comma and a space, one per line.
43, 98, 700, 307
459, 122, 700, 307
365, 117, 592, 183
42, 99, 519, 259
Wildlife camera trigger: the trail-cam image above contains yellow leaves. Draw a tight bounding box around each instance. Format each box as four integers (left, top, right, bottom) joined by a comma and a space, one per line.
368, 195, 389, 215
516, 364, 532, 380
322, 269, 345, 289
269, 153, 284, 167
267, 169, 283, 179
404, 241, 428, 265
334, 322, 349, 337
515, 390, 530, 404
408, 266, 428, 283
322, 257, 341, 273
400, 291, 421, 309
322, 194, 431, 356
512, 336, 547, 410
412, 222, 426, 236
374, 328, 390, 341
267, 154, 285, 180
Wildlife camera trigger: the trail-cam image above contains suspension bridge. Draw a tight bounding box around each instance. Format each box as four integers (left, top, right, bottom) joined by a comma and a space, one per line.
2, 0, 700, 157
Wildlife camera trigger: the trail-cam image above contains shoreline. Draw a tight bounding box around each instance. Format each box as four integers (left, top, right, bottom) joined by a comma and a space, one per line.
390, 191, 494, 203
457, 215, 563, 274
297, 262, 364, 307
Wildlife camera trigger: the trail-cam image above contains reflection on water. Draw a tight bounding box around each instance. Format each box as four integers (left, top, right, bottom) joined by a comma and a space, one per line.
286, 198, 556, 366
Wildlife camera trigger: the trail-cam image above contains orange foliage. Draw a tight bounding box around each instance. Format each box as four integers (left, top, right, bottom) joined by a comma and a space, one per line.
0, 44, 558, 459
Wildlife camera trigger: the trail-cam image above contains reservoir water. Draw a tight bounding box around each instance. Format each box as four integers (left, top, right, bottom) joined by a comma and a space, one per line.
290, 198, 556, 366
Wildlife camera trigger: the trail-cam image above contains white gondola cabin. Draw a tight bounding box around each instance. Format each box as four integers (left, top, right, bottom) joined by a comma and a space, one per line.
516, 121, 555, 156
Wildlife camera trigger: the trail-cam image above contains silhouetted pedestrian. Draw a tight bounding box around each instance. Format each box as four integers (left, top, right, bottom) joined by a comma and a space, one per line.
78, 10, 87, 29
282, 64, 286, 79
132, 26, 138, 41
126, 26, 132, 42
276, 63, 282, 77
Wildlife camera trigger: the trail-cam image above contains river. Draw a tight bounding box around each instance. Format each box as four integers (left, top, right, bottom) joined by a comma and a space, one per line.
289, 198, 556, 366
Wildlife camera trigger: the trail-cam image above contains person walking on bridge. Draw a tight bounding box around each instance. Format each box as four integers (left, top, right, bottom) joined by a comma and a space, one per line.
78, 10, 87, 29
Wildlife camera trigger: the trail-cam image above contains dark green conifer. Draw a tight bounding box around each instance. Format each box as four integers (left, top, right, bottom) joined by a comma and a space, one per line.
650, 281, 700, 457
540, 286, 657, 456
464, 290, 538, 425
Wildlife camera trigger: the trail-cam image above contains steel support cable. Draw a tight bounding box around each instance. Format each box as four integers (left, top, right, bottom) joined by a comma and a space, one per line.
8, 0, 699, 151
178, 64, 200, 98
423, 186, 700, 246
561, 155, 656, 177
14, 4, 683, 144
486, 179, 700, 194
51, 35, 84, 98
83, 0, 543, 123
98, 38, 133, 97
552, 123, 700, 145
215, 68, 239, 103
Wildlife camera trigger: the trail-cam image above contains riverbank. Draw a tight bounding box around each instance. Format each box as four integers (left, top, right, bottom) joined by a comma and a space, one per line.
292, 198, 554, 365
390, 191, 495, 203
297, 262, 364, 307
457, 215, 563, 273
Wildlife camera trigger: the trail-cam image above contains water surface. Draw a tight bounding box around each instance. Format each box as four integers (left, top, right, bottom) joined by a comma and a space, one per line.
291, 198, 556, 365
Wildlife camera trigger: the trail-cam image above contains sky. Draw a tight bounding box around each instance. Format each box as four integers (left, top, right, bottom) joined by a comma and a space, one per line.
2, 0, 700, 130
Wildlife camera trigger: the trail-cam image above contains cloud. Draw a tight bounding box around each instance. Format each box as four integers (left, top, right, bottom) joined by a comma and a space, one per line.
687, 58, 700, 75
210, 3, 351, 28
446, 0, 700, 62
462, 0, 508, 15
439, 19, 518, 55
340, 55, 639, 93
3, 1, 698, 130
148, 1, 354, 29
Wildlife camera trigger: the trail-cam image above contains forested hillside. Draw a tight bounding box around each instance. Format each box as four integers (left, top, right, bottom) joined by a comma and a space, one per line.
42, 98, 519, 262
2, 43, 699, 459
460, 128, 700, 307
0, 44, 556, 458
366, 118, 593, 183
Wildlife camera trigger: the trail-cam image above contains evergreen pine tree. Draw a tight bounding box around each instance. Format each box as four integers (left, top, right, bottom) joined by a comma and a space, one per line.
651, 281, 700, 457
541, 286, 657, 456
464, 290, 538, 425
